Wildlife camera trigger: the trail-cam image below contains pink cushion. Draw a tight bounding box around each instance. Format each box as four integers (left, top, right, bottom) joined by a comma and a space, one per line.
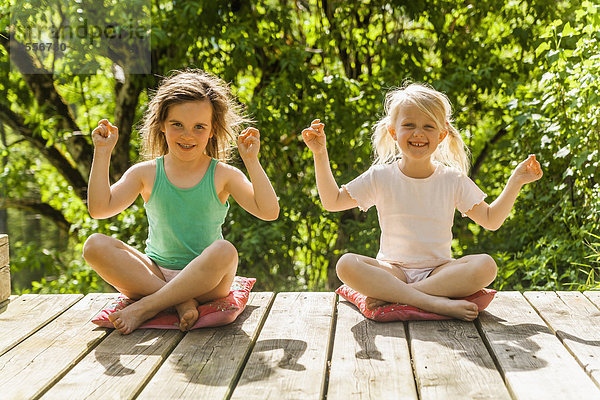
92, 276, 256, 329
335, 284, 496, 321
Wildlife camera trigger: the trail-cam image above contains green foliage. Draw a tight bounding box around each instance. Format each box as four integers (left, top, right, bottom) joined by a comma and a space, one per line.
466, 0, 600, 291
572, 233, 600, 290
9, 235, 110, 295
2, 0, 599, 293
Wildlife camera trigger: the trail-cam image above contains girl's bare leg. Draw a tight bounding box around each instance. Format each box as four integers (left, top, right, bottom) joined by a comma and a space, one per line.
83, 233, 202, 331
83, 234, 236, 332
336, 253, 479, 321
103, 239, 238, 334
340, 256, 408, 310
410, 254, 497, 298
83, 233, 167, 298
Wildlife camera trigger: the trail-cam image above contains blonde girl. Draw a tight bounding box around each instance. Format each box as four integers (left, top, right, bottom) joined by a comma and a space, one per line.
84, 70, 279, 334
302, 82, 542, 321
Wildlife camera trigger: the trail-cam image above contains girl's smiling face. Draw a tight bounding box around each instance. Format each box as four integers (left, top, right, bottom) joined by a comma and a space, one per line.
390, 103, 447, 161
161, 100, 213, 161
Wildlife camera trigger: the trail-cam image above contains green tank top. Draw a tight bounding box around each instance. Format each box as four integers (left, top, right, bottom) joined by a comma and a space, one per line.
144, 156, 229, 269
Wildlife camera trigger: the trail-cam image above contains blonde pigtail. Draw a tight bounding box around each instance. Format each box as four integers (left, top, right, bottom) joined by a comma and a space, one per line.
372, 115, 398, 164
434, 121, 470, 175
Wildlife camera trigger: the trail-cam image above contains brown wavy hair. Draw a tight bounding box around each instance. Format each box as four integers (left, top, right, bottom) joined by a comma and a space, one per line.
140, 69, 251, 161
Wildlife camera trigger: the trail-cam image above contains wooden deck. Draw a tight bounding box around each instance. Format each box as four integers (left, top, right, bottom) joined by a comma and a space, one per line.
1, 291, 600, 399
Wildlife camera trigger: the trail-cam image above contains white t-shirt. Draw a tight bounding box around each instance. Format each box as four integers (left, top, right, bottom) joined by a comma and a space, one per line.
342, 161, 486, 265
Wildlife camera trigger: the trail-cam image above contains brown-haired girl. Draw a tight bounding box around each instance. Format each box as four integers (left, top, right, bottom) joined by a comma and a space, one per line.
84, 70, 279, 334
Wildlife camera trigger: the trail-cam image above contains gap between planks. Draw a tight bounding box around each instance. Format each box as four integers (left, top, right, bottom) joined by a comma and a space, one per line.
477, 291, 600, 400
524, 291, 600, 390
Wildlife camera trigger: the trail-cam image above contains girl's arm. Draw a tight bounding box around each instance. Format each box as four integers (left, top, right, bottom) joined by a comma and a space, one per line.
302, 119, 358, 212
466, 154, 543, 231
87, 120, 143, 219
223, 127, 279, 221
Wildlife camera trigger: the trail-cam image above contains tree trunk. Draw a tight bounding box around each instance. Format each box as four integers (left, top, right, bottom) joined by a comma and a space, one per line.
1, 33, 94, 180
112, 74, 146, 180
470, 126, 508, 180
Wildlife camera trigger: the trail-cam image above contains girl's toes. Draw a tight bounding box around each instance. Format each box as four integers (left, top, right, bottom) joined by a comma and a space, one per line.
365, 297, 387, 310
180, 311, 198, 331
179, 320, 188, 331
108, 312, 120, 323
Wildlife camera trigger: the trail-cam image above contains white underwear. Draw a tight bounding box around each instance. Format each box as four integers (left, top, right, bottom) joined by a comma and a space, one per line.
386, 259, 453, 284
395, 265, 436, 284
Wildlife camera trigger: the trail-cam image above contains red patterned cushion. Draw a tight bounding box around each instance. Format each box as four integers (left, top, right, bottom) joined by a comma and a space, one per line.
92, 276, 256, 329
335, 284, 496, 321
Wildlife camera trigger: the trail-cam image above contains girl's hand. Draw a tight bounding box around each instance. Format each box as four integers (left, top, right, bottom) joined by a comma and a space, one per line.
91, 119, 119, 151
512, 154, 543, 186
238, 127, 260, 160
302, 119, 326, 154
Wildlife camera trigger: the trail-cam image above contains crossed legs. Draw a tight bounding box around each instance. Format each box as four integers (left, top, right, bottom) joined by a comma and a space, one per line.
83, 233, 238, 334
336, 253, 497, 321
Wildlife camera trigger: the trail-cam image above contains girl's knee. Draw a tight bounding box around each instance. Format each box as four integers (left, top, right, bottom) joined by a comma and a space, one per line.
82, 233, 111, 261
476, 254, 497, 282
210, 239, 238, 265
336, 253, 358, 281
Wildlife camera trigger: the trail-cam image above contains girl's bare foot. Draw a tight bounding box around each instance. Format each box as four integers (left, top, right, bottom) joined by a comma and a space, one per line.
366, 295, 478, 320
365, 296, 389, 310
431, 297, 479, 321
175, 299, 199, 331
108, 301, 157, 335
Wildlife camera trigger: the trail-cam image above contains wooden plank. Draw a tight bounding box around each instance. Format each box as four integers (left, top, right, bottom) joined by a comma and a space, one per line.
41, 329, 184, 400
0, 234, 8, 265
0, 293, 118, 399
230, 292, 336, 400
525, 291, 600, 388
477, 291, 600, 399
0, 294, 16, 306
327, 300, 417, 400
0, 265, 10, 303
583, 291, 600, 309
0, 235, 9, 303
137, 292, 275, 400
0, 294, 15, 316
0, 294, 82, 357
410, 319, 511, 400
